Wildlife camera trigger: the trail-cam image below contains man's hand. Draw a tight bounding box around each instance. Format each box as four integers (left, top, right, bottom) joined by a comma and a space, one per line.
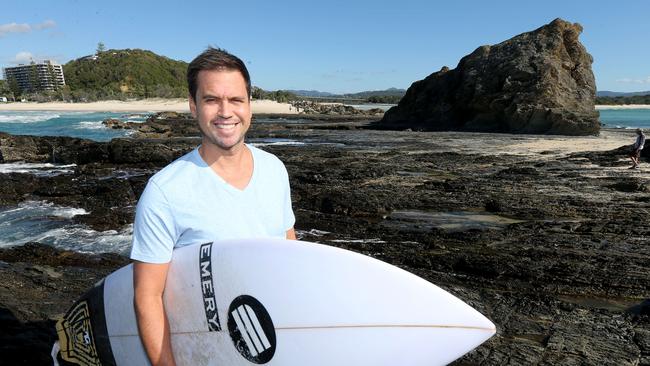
133, 261, 176, 366
286, 228, 297, 240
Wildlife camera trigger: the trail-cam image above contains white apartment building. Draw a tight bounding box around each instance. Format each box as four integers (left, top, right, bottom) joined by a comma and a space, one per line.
2, 60, 66, 93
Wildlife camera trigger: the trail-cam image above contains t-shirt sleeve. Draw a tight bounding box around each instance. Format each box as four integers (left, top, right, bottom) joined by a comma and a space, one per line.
281, 164, 296, 231
130, 180, 177, 263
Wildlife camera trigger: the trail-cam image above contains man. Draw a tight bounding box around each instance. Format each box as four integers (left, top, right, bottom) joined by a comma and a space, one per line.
130, 47, 296, 365
629, 128, 646, 169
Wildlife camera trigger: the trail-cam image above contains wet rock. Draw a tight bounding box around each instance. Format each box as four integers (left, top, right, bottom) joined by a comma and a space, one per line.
290, 100, 385, 116
497, 166, 541, 176
109, 138, 180, 164
485, 198, 503, 212
0, 242, 129, 269
147, 111, 186, 120
0, 243, 129, 364
102, 118, 129, 129
0, 119, 648, 365
608, 179, 648, 193
375, 19, 599, 135
627, 299, 650, 317
0, 308, 56, 365
0, 133, 109, 164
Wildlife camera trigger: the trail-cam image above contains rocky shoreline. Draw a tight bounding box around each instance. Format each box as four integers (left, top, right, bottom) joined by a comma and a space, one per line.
0, 114, 649, 365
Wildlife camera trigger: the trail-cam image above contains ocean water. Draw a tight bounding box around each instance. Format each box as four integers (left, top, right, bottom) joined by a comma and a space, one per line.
0, 200, 133, 254
598, 108, 650, 129
0, 111, 148, 141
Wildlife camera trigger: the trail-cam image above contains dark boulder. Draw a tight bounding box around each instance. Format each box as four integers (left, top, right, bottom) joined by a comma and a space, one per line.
375, 18, 599, 135
108, 138, 191, 165
103, 118, 129, 129
0, 133, 109, 164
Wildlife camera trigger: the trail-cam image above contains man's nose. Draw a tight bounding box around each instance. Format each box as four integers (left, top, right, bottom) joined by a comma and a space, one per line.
218, 100, 232, 118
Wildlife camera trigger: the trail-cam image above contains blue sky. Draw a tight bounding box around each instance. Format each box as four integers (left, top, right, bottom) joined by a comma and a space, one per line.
1, 0, 649, 94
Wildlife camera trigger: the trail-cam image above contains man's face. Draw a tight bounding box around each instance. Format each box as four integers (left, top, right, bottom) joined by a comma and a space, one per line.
190, 69, 252, 151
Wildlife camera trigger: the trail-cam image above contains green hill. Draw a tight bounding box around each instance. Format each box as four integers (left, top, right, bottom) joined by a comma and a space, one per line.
63, 49, 188, 100
596, 94, 650, 105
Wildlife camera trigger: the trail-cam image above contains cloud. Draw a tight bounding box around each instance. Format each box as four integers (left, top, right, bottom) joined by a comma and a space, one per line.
12, 51, 34, 64
0, 20, 57, 37
0, 23, 31, 37
8, 51, 65, 65
34, 20, 56, 30
616, 77, 650, 84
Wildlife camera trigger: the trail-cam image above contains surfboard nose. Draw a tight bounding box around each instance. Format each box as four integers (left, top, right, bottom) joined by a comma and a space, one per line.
466, 310, 497, 350
468, 305, 497, 334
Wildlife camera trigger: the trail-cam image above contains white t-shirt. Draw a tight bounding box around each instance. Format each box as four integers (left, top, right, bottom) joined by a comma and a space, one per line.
130, 144, 295, 263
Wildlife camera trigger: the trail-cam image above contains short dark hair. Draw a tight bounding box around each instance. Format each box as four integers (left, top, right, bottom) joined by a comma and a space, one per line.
187, 47, 251, 101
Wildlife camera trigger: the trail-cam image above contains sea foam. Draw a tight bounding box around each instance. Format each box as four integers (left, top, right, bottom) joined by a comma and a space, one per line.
0, 112, 61, 123
0, 162, 76, 176
0, 201, 132, 255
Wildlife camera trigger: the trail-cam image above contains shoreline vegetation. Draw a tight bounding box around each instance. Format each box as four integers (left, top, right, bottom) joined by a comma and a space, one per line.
596, 94, 650, 106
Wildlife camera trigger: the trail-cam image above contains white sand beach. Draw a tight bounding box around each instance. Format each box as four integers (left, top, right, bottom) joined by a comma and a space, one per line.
0, 98, 299, 114
596, 104, 650, 110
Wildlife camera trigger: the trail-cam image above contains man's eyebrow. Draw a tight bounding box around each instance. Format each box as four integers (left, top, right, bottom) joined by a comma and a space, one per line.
201, 94, 247, 100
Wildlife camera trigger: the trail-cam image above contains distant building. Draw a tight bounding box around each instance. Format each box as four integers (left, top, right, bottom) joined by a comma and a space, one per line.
2, 60, 66, 93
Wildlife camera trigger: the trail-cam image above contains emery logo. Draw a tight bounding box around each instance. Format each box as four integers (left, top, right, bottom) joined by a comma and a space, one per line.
200, 242, 221, 331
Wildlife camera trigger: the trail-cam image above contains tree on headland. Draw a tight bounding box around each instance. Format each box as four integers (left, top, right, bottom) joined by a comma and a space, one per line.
63, 48, 187, 101
0, 80, 10, 100
6, 77, 21, 101
367, 95, 403, 104
596, 95, 650, 105
96, 42, 106, 54
251, 86, 300, 103
28, 64, 39, 93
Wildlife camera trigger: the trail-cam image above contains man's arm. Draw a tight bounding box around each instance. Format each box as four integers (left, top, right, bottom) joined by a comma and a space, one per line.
286, 227, 296, 240
133, 261, 176, 366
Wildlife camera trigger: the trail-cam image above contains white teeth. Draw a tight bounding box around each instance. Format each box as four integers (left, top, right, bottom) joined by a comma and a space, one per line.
215, 123, 237, 130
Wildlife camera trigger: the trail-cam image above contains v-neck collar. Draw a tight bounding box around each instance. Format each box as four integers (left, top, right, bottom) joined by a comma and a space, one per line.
193, 144, 257, 194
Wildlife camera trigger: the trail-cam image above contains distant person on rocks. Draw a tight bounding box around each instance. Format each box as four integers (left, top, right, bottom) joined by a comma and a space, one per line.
130, 47, 296, 365
629, 128, 646, 169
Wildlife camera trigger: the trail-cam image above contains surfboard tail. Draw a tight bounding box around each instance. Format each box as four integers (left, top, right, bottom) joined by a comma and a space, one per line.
54, 280, 117, 366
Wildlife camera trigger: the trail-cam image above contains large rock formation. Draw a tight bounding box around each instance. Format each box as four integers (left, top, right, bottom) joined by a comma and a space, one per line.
375, 18, 600, 135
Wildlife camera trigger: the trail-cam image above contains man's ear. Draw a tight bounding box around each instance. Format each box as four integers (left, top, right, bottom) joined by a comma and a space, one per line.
189, 94, 197, 118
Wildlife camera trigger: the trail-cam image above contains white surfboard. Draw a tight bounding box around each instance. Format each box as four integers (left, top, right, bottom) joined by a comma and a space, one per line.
54, 238, 495, 365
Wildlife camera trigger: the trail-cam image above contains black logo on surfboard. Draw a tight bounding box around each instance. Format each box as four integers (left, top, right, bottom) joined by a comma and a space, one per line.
228, 295, 276, 364
56, 300, 101, 365
200, 243, 221, 331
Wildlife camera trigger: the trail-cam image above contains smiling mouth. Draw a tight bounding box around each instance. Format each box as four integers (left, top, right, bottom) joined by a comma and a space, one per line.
213, 121, 240, 130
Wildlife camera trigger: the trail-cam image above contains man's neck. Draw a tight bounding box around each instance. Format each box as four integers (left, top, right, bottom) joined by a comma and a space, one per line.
198, 141, 248, 170
198, 141, 254, 190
